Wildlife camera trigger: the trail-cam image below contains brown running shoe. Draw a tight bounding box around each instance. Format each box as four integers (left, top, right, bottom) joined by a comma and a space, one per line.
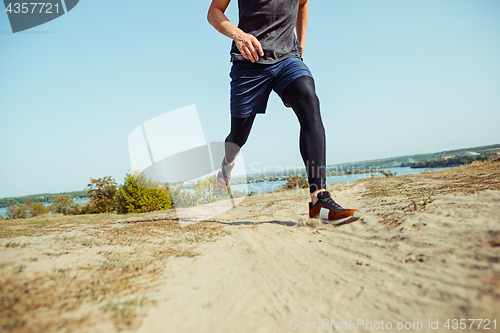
309, 191, 360, 225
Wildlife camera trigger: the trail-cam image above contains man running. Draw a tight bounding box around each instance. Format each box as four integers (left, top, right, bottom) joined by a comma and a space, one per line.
207, 0, 360, 224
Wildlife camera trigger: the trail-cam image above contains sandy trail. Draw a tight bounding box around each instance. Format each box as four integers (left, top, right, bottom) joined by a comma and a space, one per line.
2, 162, 500, 333
137, 184, 500, 332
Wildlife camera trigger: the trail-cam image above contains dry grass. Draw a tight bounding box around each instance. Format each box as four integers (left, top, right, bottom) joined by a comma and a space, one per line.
360, 158, 500, 227
2, 159, 499, 331
0, 215, 230, 332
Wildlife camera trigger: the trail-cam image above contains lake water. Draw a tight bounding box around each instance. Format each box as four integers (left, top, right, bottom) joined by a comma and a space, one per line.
230, 166, 454, 195
0, 167, 452, 218
0, 198, 88, 218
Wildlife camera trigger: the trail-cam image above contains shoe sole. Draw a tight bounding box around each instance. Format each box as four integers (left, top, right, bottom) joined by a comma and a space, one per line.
322, 211, 361, 225
216, 171, 230, 189
217, 160, 235, 189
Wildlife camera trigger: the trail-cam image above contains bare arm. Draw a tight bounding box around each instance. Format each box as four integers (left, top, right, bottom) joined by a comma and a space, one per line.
297, 0, 309, 57
207, 0, 264, 62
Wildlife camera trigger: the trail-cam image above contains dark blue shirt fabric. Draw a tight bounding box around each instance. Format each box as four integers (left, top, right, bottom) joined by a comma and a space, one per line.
230, 0, 303, 64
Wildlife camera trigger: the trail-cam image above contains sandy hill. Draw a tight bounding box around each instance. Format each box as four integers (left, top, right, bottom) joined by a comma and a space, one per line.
1, 159, 500, 332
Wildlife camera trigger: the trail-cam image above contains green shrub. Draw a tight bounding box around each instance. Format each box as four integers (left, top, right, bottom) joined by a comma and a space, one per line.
115, 173, 173, 214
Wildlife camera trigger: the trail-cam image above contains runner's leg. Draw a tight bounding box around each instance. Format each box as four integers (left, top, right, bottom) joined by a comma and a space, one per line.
224, 114, 256, 163
281, 75, 326, 194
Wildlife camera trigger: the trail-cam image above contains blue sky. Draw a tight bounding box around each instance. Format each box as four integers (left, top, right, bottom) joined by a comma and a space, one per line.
1, 0, 499, 198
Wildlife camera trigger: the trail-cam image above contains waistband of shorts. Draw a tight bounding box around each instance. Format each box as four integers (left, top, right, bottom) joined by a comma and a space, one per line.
231, 55, 302, 69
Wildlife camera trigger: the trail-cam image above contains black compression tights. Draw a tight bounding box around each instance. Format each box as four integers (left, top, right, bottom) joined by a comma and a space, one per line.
224, 75, 326, 193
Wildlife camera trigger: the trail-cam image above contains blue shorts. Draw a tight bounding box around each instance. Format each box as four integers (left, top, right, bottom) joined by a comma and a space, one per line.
230, 55, 313, 118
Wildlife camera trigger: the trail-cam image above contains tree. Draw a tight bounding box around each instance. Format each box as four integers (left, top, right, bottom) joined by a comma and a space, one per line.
169, 186, 196, 208
27, 202, 48, 217
115, 173, 172, 214
87, 176, 117, 213
191, 175, 227, 205
7, 204, 29, 219
48, 195, 74, 215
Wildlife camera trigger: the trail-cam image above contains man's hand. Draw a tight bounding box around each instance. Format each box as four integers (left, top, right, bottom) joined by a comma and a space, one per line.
208, 0, 264, 62
233, 32, 264, 63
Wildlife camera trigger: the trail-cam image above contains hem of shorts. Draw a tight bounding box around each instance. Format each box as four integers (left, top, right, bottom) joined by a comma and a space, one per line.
276, 72, 314, 99
230, 111, 264, 119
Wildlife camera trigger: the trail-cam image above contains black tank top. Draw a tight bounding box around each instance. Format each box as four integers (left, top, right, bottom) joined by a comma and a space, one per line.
230, 0, 302, 64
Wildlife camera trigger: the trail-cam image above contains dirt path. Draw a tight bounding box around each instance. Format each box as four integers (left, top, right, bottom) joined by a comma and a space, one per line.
137, 187, 500, 332
2, 161, 500, 333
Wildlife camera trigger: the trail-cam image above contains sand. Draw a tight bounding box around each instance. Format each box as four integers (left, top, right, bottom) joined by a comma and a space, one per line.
137, 190, 500, 332
1, 160, 500, 332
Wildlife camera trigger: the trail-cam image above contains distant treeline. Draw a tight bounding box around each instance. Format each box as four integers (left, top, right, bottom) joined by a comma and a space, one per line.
0, 190, 88, 208
402, 155, 490, 169
331, 143, 500, 171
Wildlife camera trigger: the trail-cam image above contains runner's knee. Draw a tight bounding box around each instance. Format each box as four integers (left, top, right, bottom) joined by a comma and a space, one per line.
295, 94, 323, 132
226, 133, 248, 148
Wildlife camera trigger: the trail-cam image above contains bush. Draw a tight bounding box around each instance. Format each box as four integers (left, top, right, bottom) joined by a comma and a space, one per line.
169, 186, 197, 208
6, 201, 48, 219
27, 202, 49, 217
7, 204, 29, 219
115, 173, 173, 214
48, 195, 74, 215
66, 203, 85, 215
379, 170, 397, 177
283, 175, 309, 190
169, 175, 246, 208
191, 175, 228, 205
